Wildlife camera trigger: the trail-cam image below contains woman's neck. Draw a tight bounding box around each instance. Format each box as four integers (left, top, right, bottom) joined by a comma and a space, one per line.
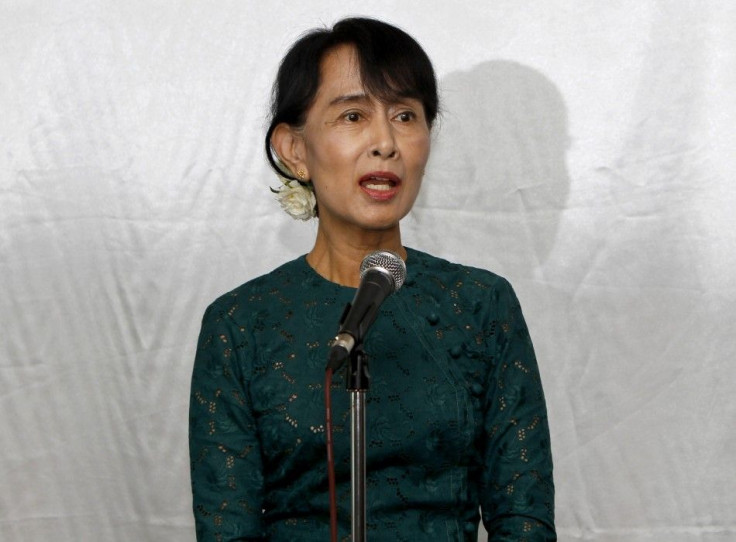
306, 223, 406, 288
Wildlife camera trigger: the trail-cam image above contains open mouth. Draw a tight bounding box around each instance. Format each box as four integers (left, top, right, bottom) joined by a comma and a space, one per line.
359, 172, 401, 193
361, 176, 396, 191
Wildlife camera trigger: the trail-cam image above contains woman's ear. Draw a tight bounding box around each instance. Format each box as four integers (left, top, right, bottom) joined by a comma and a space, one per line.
271, 123, 308, 179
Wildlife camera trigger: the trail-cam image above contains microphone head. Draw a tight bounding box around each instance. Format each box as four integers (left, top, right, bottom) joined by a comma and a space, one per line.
360, 250, 407, 292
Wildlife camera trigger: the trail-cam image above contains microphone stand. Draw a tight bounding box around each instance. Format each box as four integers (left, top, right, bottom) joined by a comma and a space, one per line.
347, 344, 369, 542
328, 252, 405, 540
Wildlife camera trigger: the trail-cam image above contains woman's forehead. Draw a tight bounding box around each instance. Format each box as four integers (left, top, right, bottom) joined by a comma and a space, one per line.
316, 44, 418, 108
318, 45, 362, 94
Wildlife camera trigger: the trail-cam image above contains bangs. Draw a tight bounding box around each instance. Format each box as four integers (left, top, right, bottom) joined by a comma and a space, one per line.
332, 18, 438, 124
357, 47, 436, 113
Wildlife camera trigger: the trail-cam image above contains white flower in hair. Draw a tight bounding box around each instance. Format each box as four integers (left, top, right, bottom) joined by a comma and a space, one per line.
272, 176, 317, 221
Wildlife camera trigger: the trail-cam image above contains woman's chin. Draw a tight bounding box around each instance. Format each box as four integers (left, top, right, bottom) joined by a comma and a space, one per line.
356, 210, 407, 233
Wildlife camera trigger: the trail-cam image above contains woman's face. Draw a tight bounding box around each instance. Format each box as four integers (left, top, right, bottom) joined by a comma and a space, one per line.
297, 44, 431, 234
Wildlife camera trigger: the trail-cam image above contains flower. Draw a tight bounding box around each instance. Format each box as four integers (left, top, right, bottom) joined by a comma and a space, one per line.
271, 177, 317, 220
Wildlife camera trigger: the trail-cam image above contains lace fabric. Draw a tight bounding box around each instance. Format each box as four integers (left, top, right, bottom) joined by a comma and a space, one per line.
189, 248, 555, 541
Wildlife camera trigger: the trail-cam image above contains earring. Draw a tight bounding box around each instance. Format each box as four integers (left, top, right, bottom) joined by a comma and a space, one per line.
297, 169, 307, 180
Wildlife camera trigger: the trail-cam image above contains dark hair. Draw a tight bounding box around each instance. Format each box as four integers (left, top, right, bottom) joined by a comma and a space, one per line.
265, 17, 439, 180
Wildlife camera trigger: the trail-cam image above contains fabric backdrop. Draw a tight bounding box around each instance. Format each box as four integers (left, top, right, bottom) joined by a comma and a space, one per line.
1, 1, 734, 540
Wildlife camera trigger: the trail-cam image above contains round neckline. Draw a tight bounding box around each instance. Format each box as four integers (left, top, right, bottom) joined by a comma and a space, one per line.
299, 254, 356, 291
299, 247, 415, 291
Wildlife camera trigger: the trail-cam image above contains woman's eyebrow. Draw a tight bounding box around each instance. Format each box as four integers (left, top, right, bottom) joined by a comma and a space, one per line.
327, 93, 370, 107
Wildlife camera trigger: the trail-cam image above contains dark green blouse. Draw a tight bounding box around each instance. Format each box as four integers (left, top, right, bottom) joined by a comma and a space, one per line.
189, 248, 555, 541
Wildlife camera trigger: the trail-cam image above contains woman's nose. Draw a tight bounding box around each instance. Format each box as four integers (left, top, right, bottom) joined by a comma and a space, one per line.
368, 117, 398, 158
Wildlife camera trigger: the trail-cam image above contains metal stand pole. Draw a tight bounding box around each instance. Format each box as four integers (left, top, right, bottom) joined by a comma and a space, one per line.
347, 346, 369, 542
351, 390, 366, 542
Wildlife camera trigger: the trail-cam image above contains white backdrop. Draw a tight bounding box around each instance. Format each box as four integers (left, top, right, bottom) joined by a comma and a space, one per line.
2, 1, 734, 540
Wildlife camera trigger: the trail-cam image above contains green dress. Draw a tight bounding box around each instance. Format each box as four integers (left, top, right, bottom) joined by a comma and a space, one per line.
189, 248, 555, 541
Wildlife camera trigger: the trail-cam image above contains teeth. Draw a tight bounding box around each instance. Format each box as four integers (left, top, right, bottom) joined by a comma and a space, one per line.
365, 183, 391, 191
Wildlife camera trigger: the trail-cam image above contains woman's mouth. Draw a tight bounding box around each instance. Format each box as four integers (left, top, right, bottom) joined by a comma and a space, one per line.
359, 172, 401, 200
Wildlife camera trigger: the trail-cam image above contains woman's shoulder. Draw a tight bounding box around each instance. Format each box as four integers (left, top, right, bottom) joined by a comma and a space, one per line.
405, 247, 513, 293
202, 255, 311, 320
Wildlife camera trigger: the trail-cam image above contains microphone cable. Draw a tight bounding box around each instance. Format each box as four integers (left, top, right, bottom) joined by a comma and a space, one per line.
325, 367, 338, 542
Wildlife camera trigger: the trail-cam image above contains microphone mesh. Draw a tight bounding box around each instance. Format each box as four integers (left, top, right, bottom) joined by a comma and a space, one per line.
360, 250, 407, 292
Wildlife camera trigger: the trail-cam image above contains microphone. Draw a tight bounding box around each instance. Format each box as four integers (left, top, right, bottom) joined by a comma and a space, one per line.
327, 250, 407, 370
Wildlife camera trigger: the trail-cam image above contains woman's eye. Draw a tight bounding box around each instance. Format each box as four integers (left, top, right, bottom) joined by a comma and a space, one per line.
395, 111, 415, 122
344, 112, 361, 122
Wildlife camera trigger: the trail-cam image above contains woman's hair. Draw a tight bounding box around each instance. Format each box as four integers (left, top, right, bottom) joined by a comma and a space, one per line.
265, 17, 439, 179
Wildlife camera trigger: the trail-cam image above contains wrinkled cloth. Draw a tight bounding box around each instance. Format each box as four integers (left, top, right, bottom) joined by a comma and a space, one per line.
189, 248, 555, 541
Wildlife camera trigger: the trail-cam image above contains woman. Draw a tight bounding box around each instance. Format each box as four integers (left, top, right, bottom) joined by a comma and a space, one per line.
189, 17, 555, 541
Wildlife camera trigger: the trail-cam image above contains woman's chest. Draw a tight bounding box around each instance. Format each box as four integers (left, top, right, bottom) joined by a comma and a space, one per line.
247, 300, 490, 476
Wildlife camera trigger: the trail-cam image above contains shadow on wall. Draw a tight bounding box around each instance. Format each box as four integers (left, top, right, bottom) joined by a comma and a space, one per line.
416, 60, 570, 269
